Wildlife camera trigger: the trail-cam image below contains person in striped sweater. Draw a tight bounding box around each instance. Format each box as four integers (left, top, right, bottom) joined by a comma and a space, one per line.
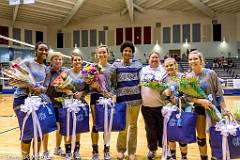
112, 41, 142, 160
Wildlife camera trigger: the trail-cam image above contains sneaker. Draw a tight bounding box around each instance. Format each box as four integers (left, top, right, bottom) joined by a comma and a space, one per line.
128, 154, 135, 160
43, 151, 51, 160
32, 155, 39, 160
22, 155, 30, 160
147, 151, 155, 160
54, 147, 65, 156
73, 152, 81, 160
92, 153, 99, 160
117, 152, 124, 160
66, 153, 72, 160
104, 152, 111, 160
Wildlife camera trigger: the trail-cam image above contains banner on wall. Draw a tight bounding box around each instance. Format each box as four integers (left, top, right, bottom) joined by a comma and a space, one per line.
9, 0, 20, 5
9, 0, 34, 5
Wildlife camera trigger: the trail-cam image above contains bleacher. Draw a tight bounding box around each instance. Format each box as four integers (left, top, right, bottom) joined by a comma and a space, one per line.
177, 57, 240, 95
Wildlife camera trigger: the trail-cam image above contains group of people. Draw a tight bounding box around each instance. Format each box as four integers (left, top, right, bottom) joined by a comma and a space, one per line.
12, 40, 230, 160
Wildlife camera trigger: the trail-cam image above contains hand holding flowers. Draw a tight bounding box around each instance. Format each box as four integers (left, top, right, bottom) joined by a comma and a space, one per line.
52, 71, 75, 94
2, 58, 36, 92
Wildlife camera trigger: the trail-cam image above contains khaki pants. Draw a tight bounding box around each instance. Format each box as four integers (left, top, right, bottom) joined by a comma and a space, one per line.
116, 105, 141, 155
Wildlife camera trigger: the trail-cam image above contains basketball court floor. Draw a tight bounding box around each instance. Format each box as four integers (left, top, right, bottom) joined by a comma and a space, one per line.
0, 94, 239, 160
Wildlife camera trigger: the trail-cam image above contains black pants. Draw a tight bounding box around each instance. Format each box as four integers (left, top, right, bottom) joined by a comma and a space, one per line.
141, 106, 164, 151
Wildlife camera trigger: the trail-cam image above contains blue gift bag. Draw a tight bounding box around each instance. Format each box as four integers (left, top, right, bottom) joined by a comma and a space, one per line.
210, 127, 240, 159
167, 111, 197, 144
37, 103, 57, 134
59, 104, 90, 136
95, 102, 126, 132
15, 103, 57, 141
15, 109, 35, 141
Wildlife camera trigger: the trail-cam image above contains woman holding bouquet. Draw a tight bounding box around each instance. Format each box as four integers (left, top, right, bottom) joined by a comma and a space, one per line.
186, 50, 230, 160
140, 52, 167, 160
90, 44, 114, 160
112, 41, 142, 160
44, 52, 66, 158
163, 58, 188, 160
59, 52, 89, 160
12, 42, 49, 160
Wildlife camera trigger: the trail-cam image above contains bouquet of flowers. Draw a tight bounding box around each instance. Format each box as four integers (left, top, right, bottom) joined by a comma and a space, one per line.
140, 80, 168, 93
140, 73, 168, 93
233, 102, 240, 122
2, 58, 35, 88
82, 64, 108, 95
82, 64, 102, 84
52, 72, 75, 91
173, 77, 221, 122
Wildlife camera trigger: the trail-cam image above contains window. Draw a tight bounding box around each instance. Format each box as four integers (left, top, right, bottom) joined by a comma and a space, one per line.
73, 30, 80, 47
81, 30, 88, 47
144, 26, 151, 44
25, 29, 32, 44
90, 29, 97, 47
116, 28, 123, 45
57, 33, 63, 48
173, 25, 180, 43
36, 31, 43, 43
134, 27, 141, 44
192, 23, 201, 42
163, 27, 171, 43
98, 31, 105, 45
182, 24, 190, 42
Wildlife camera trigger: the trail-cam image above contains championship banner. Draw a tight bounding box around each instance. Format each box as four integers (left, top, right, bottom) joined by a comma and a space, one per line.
9, 0, 35, 5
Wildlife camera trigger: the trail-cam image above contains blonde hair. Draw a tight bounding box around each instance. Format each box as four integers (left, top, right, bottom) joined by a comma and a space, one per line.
164, 57, 178, 71
48, 51, 63, 61
188, 50, 205, 67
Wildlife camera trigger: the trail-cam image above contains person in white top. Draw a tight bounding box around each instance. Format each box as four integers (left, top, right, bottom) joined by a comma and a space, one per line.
140, 51, 167, 160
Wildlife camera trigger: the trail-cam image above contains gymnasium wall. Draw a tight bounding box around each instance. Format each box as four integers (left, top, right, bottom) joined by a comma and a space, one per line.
0, 9, 240, 62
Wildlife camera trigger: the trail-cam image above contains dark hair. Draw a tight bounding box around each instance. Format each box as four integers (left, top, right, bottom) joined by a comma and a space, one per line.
71, 52, 83, 61
35, 41, 48, 52
120, 41, 135, 53
148, 51, 160, 59
97, 44, 110, 54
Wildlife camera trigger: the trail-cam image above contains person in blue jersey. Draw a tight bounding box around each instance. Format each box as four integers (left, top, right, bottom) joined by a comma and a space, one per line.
186, 50, 230, 160
62, 52, 89, 160
43, 52, 67, 158
140, 52, 167, 160
112, 41, 142, 160
12, 42, 48, 160
163, 58, 188, 160
90, 44, 114, 160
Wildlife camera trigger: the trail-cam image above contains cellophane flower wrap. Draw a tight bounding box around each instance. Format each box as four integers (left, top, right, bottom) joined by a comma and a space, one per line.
140, 73, 168, 94
233, 102, 240, 123
52, 71, 75, 102
82, 64, 107, 95
2, 58, 35, 88
174, 77, 222, 122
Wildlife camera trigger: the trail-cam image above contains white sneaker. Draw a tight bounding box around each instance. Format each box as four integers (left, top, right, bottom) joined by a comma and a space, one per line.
73, 151, 81, 160
92, 153, 99, 160
43, 151, 51, 160
104, 152, 111, 160
66, 153, 72, 160
54, 147, 65, 156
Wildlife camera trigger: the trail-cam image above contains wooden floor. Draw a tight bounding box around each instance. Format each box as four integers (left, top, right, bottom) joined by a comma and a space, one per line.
0, 94, 240, 160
